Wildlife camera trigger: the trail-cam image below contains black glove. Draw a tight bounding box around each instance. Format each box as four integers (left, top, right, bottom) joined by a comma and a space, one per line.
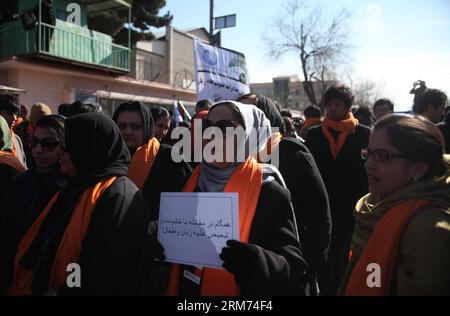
148, 236, 165, 262
146, 221, 165, 262
219, 240, 261, 285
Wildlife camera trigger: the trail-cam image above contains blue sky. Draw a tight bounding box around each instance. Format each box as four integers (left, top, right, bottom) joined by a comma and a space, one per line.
162, 0, 450, 111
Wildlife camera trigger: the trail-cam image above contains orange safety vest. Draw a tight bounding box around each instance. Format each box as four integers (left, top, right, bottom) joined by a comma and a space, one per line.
128, 138, 160, 190
166, 157, 262, 296
345, 199, 430, 296
0, 151, 27, 172
8, 177, 117, 296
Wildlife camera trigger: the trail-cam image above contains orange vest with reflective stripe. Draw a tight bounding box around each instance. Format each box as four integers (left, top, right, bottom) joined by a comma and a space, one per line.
128, 138, 160, 190
8, 177, 117, 296
166, 157, 262, 296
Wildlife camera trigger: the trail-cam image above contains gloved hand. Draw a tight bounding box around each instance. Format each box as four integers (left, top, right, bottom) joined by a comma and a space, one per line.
148, 236, 165, 262
219, 240, 261, 285
146, 221, 165, 262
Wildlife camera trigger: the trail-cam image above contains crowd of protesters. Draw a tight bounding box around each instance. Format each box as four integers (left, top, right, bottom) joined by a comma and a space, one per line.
0, 82, 449, 296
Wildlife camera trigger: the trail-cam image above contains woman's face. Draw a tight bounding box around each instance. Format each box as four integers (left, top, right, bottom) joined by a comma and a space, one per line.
31, 126, 63, 169
116, 111, 145, 153
59, 150, 77, 177
365, 129, 429, 198
205, 105, 242, 169
154, 116, 171, 141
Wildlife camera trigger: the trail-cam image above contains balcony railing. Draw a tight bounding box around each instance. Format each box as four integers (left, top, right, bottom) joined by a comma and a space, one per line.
0, 20, 130, 72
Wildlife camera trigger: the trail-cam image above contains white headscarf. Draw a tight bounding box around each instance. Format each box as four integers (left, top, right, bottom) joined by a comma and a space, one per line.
198, 101, 271, 192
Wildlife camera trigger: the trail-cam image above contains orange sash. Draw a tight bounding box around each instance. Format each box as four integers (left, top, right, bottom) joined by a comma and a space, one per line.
167, 157, 263, 296
8, 177, 117, 296
257, 132, 282, 163
299, 118, 321, 135
322, 113, 359, 160
128, 138, 160, 190
10, 128, 18, 158
0, 151, 27, 172
345, 199, 429, 296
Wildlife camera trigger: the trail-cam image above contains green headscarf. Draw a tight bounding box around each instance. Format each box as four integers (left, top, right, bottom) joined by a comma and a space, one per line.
0, 115, 13, 152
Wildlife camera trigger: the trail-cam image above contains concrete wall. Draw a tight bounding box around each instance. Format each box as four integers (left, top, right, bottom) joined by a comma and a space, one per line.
133, 47, 167, 84
168, 27, 196, 91
0, 61, 196, 113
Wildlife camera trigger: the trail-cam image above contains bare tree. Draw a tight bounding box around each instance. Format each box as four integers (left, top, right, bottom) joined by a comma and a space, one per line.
351, 78, 384, 108
264, 0, 352, 109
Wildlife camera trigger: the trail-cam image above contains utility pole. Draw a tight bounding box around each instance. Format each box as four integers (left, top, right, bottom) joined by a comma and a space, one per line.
209, 0, 214, 45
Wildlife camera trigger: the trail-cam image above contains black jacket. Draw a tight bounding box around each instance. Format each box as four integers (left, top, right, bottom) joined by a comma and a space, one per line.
305, 125, 370, 235
174, 180, 308, 296
0, 169, 65, 293
0, 164, 20, 210
277, 138, 331, 275
438, 115, 450, 154
142, 144, 192, 221
58, 176, 151, 295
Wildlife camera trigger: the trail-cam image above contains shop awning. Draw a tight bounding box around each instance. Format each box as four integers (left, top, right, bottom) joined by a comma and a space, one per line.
93, 90, 196, 107
0, 85, 26, 95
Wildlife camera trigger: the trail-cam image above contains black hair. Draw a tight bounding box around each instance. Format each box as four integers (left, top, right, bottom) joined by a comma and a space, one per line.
67, 101, 102, 117
303, 105, 322, 119
196, 99, 212, 112
323, 85, 354, 109
373, 98, 394, 112
58, 103, 71, 116
150, 107, 170, 122
0, 94, 20, 113
374, 114, 445, 178
413, 89, 448, 114
354, 105, 375, 126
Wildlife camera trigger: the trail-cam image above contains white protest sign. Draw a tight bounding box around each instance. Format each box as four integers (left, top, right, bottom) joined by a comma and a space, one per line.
194, 40, 250, 102
157, 192, 239, 269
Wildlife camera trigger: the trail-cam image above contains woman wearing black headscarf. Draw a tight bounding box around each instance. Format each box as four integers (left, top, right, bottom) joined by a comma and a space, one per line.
7, 113, 152, 296
113, 102, 191, 221
0, 115, 66, 294
237, 93, 331, 296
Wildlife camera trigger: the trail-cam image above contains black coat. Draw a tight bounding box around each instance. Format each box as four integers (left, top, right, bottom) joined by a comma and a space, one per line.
174, 179, 307, 296
438, 118, 450, 154
0, 164, 20, 210
142, 144, 192, 221
305, 125, 370, 236
58, 176, 151, 295
277, 138, 331, 274
0, 169, 65, 293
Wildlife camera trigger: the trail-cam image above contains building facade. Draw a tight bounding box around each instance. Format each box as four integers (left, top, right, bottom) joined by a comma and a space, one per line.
251, 75, 335, 110
0, 0, 197, 115
132, 26, 210, 91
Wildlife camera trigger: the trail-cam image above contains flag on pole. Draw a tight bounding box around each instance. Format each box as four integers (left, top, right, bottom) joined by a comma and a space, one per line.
173, 100, 184, 123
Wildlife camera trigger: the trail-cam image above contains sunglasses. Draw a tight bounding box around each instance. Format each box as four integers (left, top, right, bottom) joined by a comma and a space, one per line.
361, 148, 406, 162
201, 119, 242, 134
117, 123, 144, 131
30, 136, 60, 151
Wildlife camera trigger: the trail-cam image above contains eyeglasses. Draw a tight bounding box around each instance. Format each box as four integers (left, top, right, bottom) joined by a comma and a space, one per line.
201, 119, 242, 134
117, 123, 144, 131
30, 136, 60, 151
361, 148, 406, 162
